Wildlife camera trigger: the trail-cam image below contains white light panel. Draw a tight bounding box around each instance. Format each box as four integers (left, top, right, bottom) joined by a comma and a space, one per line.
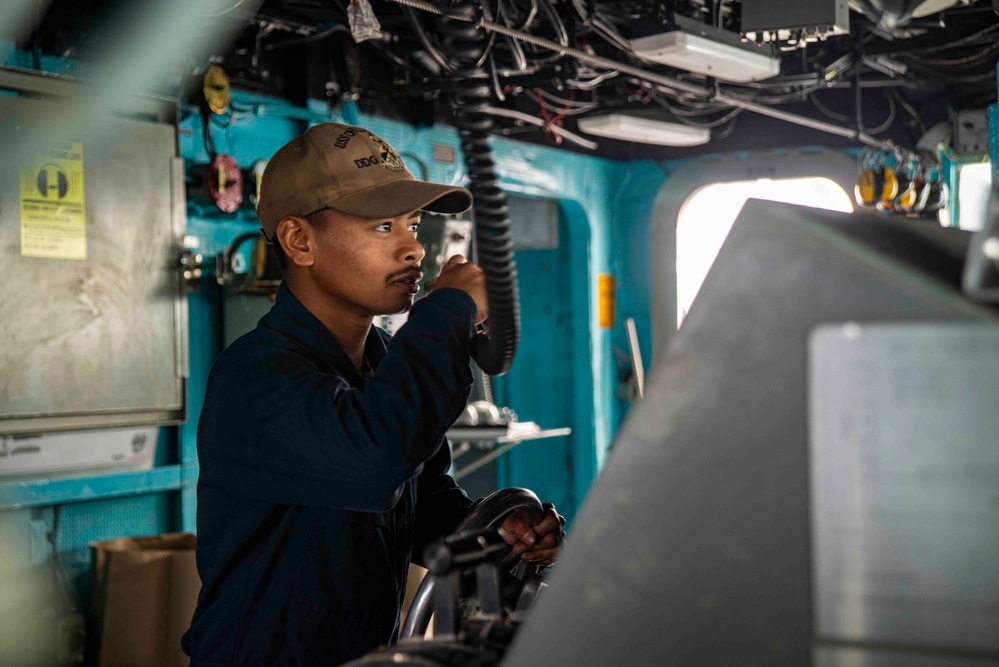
629, 31, 781, 83
577, 114, 711, 147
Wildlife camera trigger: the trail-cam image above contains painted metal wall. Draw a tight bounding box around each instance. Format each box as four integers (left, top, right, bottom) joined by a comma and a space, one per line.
0, 54, 634, 643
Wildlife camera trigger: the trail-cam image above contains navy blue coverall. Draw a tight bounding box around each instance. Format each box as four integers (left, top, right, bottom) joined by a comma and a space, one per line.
182, 282, 479, 667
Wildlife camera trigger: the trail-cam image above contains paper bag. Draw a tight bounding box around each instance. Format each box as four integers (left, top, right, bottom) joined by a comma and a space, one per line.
90, 532, 200, 667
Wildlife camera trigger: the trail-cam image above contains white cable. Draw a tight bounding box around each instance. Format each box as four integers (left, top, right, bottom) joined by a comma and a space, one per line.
566, 70, 619, 89
386, 0, 894, 149
484, 105, 599, 149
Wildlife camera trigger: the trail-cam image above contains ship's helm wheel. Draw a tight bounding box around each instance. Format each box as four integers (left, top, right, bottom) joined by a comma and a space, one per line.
400, 487, 545, 640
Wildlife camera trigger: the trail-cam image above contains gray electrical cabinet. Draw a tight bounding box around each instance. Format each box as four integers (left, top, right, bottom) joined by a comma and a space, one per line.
0, 68, 187, 435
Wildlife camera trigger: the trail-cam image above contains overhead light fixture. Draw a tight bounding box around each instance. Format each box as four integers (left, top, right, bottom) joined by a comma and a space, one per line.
577, 114, 711, 147
629, 30, 781, 83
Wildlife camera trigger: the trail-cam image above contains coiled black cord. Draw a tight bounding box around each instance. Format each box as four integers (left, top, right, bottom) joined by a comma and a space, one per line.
438, 1, 520, 376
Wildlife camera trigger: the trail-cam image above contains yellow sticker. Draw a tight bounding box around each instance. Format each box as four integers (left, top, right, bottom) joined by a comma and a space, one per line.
598, 274, 616, 329
19, 141, 86, 260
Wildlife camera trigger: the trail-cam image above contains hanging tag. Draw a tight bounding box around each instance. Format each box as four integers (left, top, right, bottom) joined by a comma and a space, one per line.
348, 0, 383, 43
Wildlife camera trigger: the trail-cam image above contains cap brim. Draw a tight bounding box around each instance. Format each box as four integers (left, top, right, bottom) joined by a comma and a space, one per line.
327, 179, 472, 219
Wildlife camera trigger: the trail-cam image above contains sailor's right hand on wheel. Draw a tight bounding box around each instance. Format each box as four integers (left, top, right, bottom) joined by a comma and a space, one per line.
498, 503, 565, 569
428, 255, 488, 325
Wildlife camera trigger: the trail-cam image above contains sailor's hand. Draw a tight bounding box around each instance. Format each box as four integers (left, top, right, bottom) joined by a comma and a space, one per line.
428, 255, 488, 325
498, 503, 566, 568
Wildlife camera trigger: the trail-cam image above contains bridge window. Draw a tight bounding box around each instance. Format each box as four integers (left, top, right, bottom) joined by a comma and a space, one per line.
950, 162, 993, 232
677, 177, 853, 327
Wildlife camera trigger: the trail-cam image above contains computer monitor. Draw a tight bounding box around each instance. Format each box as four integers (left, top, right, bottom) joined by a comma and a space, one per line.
503, 199, 999, 666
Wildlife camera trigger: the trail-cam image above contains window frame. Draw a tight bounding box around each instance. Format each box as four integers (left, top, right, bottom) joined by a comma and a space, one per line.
650, 148, 857, 364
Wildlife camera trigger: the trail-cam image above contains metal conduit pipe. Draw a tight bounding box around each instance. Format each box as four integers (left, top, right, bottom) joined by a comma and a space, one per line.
387, 0, 895, 150
712, 93, 888, 145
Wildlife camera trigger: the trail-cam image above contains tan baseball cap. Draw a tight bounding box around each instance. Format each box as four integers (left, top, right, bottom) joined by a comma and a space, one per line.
257, 122, 472, 239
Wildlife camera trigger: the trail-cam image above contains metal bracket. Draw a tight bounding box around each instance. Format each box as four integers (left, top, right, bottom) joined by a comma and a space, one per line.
178, 249, 206, 293
451, 423, 572, 480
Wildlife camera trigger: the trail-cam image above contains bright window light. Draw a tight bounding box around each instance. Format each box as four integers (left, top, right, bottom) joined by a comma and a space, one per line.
954, 162, 993, 232
677, 177, 853, 327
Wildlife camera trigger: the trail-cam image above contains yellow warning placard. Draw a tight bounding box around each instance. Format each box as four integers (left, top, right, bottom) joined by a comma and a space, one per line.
598, 274, 616, 329
19, 141, 87, 260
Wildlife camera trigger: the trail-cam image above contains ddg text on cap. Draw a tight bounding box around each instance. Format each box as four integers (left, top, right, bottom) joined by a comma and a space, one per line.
257, 123, 472, 239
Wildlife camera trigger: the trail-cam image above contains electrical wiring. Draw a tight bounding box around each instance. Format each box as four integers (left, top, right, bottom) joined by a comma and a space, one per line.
483, 0, 521, 70
402, 5, 457, 73
720, 81, 826, 106
721, 73, 824, 90
386, 0, 896, 148
474, 7, 501, 69
205, 0, 993, 152
389, 0, 705, 93
476, 33, 501, 68
537, 0, 569, 49
566, 69, 619, 89
518, 0, 569, 66
904, 24, 999, 55
712, 113, 739, 140
667, 101, 738, 118
537, 89, 561, 143
489, 56, 506, 100
889, 88, 924, 134
210, 107, 256, 128
263, 21, 348, 50
899, 57, 997, 84
863, 92, 897, 135
531, 94, 599, 116
913, 41, 999, 67
345, 39, 363, 90
484, 105, 599, 148
373, 42, 420, 73
589, 15, 635, 55
517, 0, 539, 31
925, 69, 997, 84
330, 10, 448, 81
643, 84, 733, 114
650, 91, 743, 128
503, 34, 529, 71
534, 88, 596, 143
535, 87, 596, 108
202, 112, 217, 159
590, 1, 641, 23
497, 0, 537, 32
808, 92, 851, 123
645, 86, 730, 111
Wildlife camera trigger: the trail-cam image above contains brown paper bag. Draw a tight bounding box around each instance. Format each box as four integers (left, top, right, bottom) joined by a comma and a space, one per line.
90, 532, 201, 667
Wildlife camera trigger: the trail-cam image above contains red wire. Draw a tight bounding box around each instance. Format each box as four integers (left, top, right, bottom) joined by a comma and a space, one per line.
619, 80, 644, 96
536, 89, 560, 145
347, 43, 362, 89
